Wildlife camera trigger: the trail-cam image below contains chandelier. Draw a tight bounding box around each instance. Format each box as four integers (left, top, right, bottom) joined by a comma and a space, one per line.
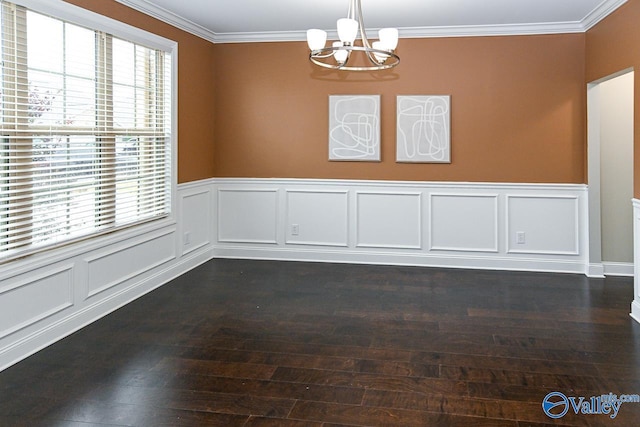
306, 0, 400, 71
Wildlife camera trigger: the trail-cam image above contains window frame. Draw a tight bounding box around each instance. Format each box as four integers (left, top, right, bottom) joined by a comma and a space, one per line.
1, 0, 178, 264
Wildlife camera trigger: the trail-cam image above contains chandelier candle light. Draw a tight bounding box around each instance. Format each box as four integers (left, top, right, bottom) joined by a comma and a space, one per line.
306, 0, 400, 71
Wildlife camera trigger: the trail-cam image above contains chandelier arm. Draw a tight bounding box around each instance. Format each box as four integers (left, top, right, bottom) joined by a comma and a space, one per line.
355, 0, 382, 66
309, 45, 400, 71
356, 0, 369, 48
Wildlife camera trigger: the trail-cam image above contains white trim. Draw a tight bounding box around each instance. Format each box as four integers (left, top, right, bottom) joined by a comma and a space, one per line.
603, 262, 634, 277
211, 22, 587, 43
587, 82, 604, 274
213, 246, 588, 276
396, 22, 585, 40
180, 190, 213, 256
213, 178, 587, 192
16, 0, 178, 50
632, 300, 640, 324
214, 30, 313, 44
633, 199, 640, 323
113, 0, 627, 44
112, 0, 217, 43
84, 229, 177, 299
582, 0, 628, 30
0, 216, 176, 282
587, 263, 606, 278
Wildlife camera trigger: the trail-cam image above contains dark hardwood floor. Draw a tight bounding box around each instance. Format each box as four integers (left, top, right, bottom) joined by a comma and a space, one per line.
1, 259, 639, 426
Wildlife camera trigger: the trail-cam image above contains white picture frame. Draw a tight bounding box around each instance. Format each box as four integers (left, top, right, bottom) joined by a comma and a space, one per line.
396, 95, 451, 163
329, 95, 380, 161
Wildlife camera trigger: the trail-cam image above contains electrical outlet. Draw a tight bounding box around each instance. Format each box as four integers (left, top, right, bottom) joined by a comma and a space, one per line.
184, 232, 191, 245
516, 231, 526, 244
291, 224, 300, 236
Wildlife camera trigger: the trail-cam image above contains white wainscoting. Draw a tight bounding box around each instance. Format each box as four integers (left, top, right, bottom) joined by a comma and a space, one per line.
213, 179, 589, 274
632, 199, 640, 324
0, 179, 215, 372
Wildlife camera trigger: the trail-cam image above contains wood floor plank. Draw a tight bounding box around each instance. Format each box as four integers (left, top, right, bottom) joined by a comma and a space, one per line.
288, 400, 518, 426
244, 416, 324, 426
152, 357, 278, 380
410, 351, 597, 377
439, 365, 604, 390
180, 346, 358, 372
271, 366, 468, 395
44, 399, 250, 426
148, 373, 366, 405
362, 389, 553, 424
80, 384, 295, 418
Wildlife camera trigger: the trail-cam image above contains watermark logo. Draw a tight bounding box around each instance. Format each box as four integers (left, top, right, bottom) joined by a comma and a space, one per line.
542, 392, 569, 419
542, 392, 640, 419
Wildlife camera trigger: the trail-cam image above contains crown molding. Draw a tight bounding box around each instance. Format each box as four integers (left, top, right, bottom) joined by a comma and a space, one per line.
395, 22, 586, 40
581, 0, 628, 31
113, 0, 628, 44
113, 0, 218, 43
214, 30, 310, 44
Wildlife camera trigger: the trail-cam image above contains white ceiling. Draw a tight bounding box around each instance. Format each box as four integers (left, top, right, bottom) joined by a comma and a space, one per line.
113, 0, 627, 43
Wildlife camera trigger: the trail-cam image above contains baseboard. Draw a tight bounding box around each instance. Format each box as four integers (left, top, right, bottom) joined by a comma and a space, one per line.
587, 263, 606, 278
603, 262, 634, 277
0, 246, 213, 372
212, 245, 588, 275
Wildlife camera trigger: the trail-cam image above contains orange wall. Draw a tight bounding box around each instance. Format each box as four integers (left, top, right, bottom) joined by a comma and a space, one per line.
586, 0, 640, 198
61, 2, 592, 186
214, 34, 586, 183
64, 0, 216, 183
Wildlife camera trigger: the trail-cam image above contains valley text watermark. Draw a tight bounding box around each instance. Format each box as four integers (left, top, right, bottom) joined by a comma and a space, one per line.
542, 392, 640, 419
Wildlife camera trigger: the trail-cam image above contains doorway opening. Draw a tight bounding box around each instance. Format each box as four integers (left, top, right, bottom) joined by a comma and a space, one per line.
587, 69, 634, 277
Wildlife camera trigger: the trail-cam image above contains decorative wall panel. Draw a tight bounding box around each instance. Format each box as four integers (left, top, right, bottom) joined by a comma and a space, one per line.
356, 192, 422, 249
218, 189, 278, 244
430, 194, 498, 252
286, 190, 349, 246
0, 266, 73, 340
507, 195, 579, 255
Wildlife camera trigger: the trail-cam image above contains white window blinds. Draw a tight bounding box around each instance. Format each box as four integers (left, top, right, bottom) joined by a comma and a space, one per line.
0, 1, 173, 262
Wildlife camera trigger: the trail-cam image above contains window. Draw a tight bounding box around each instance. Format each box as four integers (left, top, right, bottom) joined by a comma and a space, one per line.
0, 0, 174, 262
